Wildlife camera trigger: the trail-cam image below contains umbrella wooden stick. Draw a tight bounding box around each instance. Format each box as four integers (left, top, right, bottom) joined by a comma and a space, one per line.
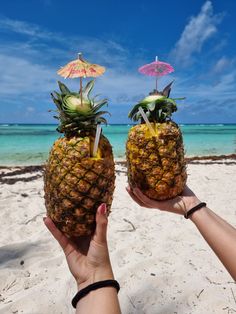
78, 52, 83, 105
80, 77, 83, 105
155, 56, 158, 92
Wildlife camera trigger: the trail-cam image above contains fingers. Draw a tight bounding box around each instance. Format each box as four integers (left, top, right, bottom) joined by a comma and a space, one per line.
93, 203, 108, 244
129, 186, 196, 214
132, 187, 159, 208
126, 186, 152, 208
43, 217, 76, 255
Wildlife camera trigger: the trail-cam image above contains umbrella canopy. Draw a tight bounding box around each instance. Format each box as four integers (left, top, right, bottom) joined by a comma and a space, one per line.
57, 53, 106, 79
57, 53, 105, 104
138, 56, 174, 92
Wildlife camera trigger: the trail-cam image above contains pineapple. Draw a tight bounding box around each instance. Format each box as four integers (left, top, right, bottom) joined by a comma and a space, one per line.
44, 80, 115, 237
126, 82, 187, 200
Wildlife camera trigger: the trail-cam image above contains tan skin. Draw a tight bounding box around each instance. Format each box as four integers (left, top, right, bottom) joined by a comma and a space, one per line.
44, 186, 236, 313
127, 185, 236, 281
44, 204, 121, 314
126, 185, 201, 215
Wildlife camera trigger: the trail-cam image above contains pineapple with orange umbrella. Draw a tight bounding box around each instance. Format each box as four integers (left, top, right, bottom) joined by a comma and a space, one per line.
57, 52, 105, 106
44, 53, 115, 237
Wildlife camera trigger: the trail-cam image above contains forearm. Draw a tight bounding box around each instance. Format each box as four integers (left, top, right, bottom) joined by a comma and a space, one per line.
76, 287, 121, 314
75, 265, 121, 314
190, 206, 236, 281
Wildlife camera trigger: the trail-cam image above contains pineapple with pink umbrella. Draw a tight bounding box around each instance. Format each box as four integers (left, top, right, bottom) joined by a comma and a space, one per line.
126, 56, 187, 201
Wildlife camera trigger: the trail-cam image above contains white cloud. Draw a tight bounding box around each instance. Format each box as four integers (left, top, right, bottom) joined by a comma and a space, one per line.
0, 14, 235, 124
0, 16, 157, 110
170, 1, 223, 66
26, 106, 35, 112
212, 56, 231, 73
0, 53, 56, 98
0, 16, 54, 40
210, 72, 236, 94
0, 16, 131, 68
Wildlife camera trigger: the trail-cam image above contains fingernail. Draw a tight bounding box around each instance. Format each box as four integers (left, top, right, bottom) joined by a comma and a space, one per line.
99, 203, 107, 215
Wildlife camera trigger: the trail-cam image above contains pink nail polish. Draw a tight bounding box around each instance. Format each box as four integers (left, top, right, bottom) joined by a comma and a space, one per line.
100, 203, 107, 215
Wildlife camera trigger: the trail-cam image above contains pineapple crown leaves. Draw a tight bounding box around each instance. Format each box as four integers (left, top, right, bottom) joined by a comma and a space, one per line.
128, 81, 185, 123
51, 79, 110, 134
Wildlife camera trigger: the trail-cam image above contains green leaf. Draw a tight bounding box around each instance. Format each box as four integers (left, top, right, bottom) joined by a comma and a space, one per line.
51, 91, 60, 100
51, 96, 62, 110
147, 101, 156, 111
93, 93, 102, 99
162, 80, 174, 97
95, 117, 108, 125
93, 111, 110, 118
58, 81, 71, 94
173, 97, 185, 101
82, 80, 95, 99
164, 98, 177, 106
92, 99, 108, 112
146, 111, 151, 119
128, 103, 148, 119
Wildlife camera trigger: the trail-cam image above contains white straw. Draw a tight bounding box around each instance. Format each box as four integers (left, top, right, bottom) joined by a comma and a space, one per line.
138, 107, 156, 136
93, 124, 102, 157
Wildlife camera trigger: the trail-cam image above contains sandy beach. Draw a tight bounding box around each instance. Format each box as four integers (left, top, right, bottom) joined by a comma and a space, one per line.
0, 158, 236, 314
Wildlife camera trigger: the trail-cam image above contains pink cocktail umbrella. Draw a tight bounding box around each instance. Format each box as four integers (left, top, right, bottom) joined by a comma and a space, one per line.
138, 56, 174, 92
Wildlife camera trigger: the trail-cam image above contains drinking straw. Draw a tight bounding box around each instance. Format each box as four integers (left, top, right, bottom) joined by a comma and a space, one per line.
93, 124, 102, 157
138, 107, 156, 136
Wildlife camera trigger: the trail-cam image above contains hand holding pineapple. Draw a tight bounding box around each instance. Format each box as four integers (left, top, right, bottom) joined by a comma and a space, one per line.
44, 204, 114, 289
44, 204, 121, 312
126, 185, 201, 215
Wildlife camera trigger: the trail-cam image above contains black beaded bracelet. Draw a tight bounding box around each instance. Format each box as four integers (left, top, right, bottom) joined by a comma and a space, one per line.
72, 279, 120, 308
184, 202, 207, 219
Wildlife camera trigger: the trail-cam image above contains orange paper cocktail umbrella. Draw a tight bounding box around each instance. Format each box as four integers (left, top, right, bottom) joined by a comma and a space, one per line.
57, 53, 106, 104
57, 53, 105, 79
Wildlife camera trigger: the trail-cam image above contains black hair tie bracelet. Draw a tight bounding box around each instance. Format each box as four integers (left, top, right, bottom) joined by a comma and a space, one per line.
184, 202, 207, 219
72, 279, 120, 308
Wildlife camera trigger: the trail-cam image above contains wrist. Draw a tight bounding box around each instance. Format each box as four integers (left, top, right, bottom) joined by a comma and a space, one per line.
183, 196, 202, 215
77, 266, 114, 291
72, 279, 120, 309
189, 204, 208, 222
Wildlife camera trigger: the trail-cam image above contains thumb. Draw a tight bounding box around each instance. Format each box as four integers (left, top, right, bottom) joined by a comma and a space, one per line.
93, 203, 108, 244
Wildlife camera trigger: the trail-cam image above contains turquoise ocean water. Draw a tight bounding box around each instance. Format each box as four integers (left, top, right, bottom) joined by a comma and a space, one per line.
0, 124, 236, 166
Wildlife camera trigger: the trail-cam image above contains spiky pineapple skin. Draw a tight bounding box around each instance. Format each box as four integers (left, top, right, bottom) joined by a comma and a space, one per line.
126, 121, 187, 200
44, 133, 115, 237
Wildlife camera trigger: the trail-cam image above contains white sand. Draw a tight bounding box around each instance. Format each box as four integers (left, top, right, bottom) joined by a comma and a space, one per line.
0, 162, 236, 314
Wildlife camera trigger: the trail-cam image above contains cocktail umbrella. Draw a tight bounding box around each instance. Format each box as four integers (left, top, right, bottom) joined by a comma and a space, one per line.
138, 56, 174, 92
57, 53, 106, 156
57, 53, 106, 105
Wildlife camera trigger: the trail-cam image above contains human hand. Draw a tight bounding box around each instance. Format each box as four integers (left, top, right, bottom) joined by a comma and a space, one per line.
44, 203, 114, 290
126, 185, 201, 215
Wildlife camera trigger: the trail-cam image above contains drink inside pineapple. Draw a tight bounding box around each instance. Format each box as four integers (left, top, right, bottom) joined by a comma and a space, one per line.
126, 121, 187, 200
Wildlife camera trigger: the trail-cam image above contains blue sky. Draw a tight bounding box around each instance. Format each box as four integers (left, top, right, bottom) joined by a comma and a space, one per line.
0, 0, 236, 124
